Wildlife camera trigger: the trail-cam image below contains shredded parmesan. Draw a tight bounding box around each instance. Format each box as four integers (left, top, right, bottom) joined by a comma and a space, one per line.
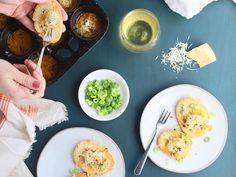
79, 149, 106, 166
58, 0, 73, 8
167, 138, 186, 154
82, 19, 96, 33
158, 38, 197, 73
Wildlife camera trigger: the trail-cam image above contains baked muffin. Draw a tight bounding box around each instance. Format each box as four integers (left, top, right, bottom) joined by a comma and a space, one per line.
34, 55, 58, 81
33, 0, 63, 43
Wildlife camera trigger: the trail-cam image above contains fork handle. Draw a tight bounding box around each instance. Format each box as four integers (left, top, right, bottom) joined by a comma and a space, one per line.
134, 129, 160, 176
35, 46, 46, 73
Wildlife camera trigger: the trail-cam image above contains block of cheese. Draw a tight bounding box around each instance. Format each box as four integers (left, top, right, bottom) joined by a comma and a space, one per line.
187, 43, 216, 68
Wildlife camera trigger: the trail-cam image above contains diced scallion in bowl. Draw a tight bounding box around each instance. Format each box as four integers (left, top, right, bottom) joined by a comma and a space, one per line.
85, 79, 122, 116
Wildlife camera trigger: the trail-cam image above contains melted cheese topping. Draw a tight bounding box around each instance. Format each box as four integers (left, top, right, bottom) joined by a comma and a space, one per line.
167, 138, 186, 154
44, 11, 59, 26
79, 149, 106, 166
184, 114, 204, 130
58, 0, 73, 8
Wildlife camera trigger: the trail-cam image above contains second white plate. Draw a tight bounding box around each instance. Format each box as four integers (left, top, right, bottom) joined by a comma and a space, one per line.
37, 127, 126, 177
140, 84, 228, 173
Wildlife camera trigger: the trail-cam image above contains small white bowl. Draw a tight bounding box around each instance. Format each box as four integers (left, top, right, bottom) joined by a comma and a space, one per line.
78, 69, 130, 121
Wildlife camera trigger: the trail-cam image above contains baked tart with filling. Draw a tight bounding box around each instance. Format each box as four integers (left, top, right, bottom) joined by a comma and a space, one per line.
158, 130, 192, 161
73, 140, 115, 176
58, 0, 77, 12
33, 0, 63, 43
69, 173, 94, 177
176, 97, 212, 138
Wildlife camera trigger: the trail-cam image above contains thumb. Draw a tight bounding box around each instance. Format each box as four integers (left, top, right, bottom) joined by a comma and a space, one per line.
13, 69, 41, 90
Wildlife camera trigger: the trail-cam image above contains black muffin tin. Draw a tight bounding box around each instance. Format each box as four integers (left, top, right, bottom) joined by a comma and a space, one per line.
0, 0, 109, 86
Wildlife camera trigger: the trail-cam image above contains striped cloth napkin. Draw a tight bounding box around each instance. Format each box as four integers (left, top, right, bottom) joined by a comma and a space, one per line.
164, 0, 236, 19
0, 94, 68, 177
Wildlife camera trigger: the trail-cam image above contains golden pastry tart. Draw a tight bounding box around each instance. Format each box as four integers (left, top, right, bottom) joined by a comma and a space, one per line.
69, 173, 88, 177
158, 130, 192, 161
176, 97, 212, 138
33, 0, 63, 43
73, 140, 115, 176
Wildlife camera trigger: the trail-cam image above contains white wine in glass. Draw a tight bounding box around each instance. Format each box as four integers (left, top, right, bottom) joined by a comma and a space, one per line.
119, 9, 160, 52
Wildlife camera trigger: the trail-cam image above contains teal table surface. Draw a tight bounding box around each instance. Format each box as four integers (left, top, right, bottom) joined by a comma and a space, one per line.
26, 0, 236, 177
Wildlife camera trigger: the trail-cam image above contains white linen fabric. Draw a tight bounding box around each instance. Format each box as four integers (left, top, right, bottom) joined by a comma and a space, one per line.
0, 96, 68, 177
164, 0, 235, 19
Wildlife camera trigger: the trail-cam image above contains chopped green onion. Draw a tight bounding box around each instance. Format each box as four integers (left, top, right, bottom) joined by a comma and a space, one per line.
174, 124, 180, 129
189, 103, 195, 109
181, 135, 190, 141
69, 167, 81, 174
85, 79, 122, 116
209, 112, 215, 118
100, 164, 107, 171
180, 105, 184, 114
153, 147, 160, 153
93, 98, 98, 103
204, 137, 211, 143
178, 159, 184, 164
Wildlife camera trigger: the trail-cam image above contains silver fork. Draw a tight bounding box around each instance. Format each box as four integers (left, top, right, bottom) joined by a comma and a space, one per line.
134, 109, 171, 176
35, 28, 53, 73
30, 29, 52, 94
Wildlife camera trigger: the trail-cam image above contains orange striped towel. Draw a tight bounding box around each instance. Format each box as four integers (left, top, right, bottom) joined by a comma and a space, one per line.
0, 94, 39, 128
0, 94, 68, 177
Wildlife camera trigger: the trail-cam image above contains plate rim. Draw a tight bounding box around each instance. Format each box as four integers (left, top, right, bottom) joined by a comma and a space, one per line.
36, 127, 126, 177
139, 84, 228, 173
78, 69, 130, 121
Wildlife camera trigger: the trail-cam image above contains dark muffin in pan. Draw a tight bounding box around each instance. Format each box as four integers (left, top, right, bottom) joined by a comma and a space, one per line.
57, 0, 79, 13
70, 5, 108, 40
0, 24, 39, 61
30, 52, 59, 82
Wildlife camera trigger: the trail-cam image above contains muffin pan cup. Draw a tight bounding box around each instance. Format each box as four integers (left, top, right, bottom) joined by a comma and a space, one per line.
0, 0, 109, 86
0, 22, 39, 63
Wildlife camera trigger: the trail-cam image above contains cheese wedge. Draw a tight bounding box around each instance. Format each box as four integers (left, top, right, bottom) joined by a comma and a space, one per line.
33, 0, 63, 43
187, 43, 216, 68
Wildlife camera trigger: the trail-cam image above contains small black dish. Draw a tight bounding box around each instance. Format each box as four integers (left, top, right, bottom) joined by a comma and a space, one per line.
70, 5, 108, 41
0, 23, 39, 63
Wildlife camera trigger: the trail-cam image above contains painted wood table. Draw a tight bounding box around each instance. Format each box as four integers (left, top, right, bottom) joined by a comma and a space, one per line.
26, 0, 236, 177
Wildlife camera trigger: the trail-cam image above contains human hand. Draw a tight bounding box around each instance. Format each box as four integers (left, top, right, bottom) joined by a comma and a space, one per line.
0, 0, 68, 32
0, 59, 46, 99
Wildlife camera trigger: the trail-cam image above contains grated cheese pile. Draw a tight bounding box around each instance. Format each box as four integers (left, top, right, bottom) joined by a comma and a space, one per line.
159, 39, 195, 73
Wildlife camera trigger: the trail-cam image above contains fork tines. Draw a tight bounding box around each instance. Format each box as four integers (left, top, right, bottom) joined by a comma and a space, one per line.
158, 109, 171, 124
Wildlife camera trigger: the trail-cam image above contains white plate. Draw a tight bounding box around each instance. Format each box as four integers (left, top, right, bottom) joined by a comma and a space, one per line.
140, 84, 228, 173
37, 127, 126, 177
78, 69, 130, 121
